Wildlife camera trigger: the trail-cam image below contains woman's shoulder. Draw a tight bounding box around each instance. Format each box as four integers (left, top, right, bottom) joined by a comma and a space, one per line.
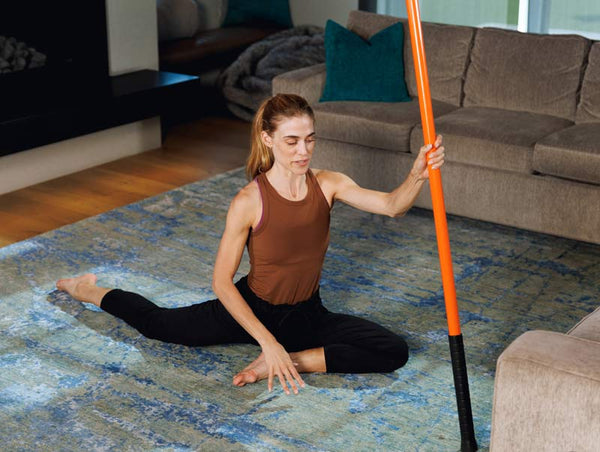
226, 179, 262, 227
312, 168, 350, 206
313, 168, 350, 187
232, 179, 261, 208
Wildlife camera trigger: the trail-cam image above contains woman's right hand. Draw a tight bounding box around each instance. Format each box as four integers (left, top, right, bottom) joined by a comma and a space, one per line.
262, 340, 305, 395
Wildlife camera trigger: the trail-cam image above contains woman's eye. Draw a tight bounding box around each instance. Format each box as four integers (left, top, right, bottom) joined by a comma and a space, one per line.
286, 141, 297, 146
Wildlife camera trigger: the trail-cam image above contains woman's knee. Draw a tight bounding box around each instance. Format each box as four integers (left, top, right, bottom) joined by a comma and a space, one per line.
383, 336, 409, 371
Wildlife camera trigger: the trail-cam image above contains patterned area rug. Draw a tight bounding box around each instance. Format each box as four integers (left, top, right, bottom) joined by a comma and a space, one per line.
1, 168, 599, 451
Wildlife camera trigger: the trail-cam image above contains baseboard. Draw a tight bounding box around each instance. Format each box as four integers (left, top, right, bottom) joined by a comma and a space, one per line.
0, 117, 161, 196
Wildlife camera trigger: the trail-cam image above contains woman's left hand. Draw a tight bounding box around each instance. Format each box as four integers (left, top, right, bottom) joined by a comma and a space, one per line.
411, 134, 445, 181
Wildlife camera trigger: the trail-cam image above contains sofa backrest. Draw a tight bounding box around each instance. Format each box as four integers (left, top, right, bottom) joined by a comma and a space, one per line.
347, 10, 474, 107
463, 27, 589, 120
576, 42, 600, 123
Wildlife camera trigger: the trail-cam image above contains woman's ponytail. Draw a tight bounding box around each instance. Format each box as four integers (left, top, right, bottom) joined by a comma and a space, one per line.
247, 99, 275, 181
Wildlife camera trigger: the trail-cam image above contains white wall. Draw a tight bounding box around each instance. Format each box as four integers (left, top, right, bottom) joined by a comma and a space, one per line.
0, 119, 161, 195
290, 0, 359, 27
0, 0, 161, 196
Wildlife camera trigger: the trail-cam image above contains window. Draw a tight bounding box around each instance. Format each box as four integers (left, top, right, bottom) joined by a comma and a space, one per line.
378, 0, 519, 30
535, 0, 600, 39
378, 0, 600, 39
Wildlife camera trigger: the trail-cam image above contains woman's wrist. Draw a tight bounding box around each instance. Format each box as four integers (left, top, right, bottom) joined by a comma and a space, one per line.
257, 333, 278, 348
409, 168, 427, 183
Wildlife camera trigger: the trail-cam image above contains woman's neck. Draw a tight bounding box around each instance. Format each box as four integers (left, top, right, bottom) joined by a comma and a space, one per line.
266, 165, 308, 200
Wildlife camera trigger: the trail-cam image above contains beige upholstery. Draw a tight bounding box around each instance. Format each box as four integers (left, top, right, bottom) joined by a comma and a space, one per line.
491, 330, 600, 452
401, 20, 474, 106
410, 107, 573, 173
346, 10, 400, 40
464, 28, 589, 120
272, 63, 326, 106
533, 123, 600, 185
568, 306, 600, 342
577, 43, 600, 123
311, 138, 600, 244
314, 99, 457, 153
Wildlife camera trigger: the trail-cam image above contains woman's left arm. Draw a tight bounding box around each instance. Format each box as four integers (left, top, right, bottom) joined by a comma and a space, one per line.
324, 135, 445, 217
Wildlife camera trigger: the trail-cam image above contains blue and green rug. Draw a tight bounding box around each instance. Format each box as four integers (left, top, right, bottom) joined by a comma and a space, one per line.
1, 168, 599, 451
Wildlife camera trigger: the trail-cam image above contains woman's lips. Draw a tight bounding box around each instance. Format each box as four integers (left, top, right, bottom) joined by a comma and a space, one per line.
294, 159, 310, 166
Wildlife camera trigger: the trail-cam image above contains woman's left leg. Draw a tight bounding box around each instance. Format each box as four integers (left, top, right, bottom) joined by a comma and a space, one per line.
314, 311, 409, 373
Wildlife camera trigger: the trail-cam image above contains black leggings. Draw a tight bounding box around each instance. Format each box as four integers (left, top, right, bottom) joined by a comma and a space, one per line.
100, 276, 409, 373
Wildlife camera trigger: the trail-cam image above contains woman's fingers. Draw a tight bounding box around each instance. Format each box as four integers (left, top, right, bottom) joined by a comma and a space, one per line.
283, 368, 297, 395
268, 367, 274, 392
277, 371, 290, 395
270, 362, 304, 395
291, 365, 305, 389
428, 146, 445, 167
262, 343, 306, 395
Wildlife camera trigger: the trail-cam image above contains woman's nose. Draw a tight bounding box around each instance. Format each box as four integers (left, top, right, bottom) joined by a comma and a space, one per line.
297, 141, 308, 155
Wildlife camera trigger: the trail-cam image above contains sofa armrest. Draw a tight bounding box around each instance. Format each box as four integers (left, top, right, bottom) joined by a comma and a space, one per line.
490, 330, 600, 451
272, 63, 326, 105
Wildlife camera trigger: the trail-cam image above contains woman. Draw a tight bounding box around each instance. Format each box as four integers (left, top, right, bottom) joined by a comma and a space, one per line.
56, 94, 445, 396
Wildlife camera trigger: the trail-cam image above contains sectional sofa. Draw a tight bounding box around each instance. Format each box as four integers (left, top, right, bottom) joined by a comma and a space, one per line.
273, 10, 600, 449
273, 10, 600, 245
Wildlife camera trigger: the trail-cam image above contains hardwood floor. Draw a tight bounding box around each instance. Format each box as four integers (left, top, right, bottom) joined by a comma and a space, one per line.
0, 116, 251, 247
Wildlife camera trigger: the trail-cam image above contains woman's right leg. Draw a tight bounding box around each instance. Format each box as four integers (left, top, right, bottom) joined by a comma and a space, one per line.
56, 274, 256, 347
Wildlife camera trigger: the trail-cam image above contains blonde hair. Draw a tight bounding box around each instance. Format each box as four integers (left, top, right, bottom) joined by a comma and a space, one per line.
246, 93, 315, 181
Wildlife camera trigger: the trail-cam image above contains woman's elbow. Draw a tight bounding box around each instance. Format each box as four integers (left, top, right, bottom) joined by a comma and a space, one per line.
211, 274, 227, 297
388, 208, 407, 218
212, 273, 234, 297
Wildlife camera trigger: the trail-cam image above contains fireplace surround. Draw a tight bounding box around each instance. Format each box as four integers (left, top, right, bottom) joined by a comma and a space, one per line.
0, 0, 197, 157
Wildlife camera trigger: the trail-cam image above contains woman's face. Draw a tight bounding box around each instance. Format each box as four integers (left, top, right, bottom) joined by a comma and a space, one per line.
261, 114, 316, 176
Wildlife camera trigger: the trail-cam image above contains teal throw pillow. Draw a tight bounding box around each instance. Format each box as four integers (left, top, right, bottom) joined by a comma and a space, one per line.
223, 0, 293, 28
320, 20, 411, 103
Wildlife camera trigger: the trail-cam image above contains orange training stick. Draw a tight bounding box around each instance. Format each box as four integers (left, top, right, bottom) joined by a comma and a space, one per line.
405, 4, 478, 450
405, 0, 461, 336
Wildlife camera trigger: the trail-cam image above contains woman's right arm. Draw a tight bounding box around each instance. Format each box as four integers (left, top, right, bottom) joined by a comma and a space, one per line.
211, 186, 304, 395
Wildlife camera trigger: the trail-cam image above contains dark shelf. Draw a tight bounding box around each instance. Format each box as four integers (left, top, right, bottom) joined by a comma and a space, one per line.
0, 69, 199, 157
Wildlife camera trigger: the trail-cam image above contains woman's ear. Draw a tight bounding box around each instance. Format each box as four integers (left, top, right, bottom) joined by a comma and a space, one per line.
260, 130, 273, 148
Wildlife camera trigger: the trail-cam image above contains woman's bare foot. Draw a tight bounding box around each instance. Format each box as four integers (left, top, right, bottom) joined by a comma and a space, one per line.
233, 352, 268, 387
56, 273, 109, 307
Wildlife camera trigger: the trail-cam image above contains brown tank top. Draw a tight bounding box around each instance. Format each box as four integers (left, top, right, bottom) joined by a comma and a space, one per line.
247, 169, 331, 305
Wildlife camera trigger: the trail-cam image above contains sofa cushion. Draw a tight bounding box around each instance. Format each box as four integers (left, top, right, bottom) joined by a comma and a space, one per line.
346, 10, 400, 42
576, 42, 600, 123
533, 123, 600, 185
409, 107, 573, 173
346, 11, 474, 107
568, 306, 600, 342
464, 28, 589, 120
320, 20, 410, 102
401, 21, 474, 107
314, 99, 457, 153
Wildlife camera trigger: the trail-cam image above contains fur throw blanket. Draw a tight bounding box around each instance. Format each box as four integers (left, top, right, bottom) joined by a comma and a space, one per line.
218, 25, 325, 121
